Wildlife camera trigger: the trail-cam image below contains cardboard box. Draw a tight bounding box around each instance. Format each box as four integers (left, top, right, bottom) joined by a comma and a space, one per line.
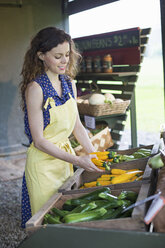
72, 127, 114, 156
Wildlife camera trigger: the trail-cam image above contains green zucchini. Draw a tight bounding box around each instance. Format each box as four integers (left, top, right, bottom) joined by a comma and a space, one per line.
69, 204, 86, 214
119, 154, 135, 161
101, 206, 124, 220
77, 187, 111, 200
98, 192, 118, 202
118, 191, 138, 203
137, 148, 151, 156
70, 201, 97, 214
63, 207, 107, 224
95, 199, 127, 210
64, 187, 111, 206
119, 209, 133, 218
100, 208, 116, 220
43, 213, 62, 224
94, 200, 109, 208
62, 203, 76, 211
51, 207, 68, 217
63, 198, 90, 206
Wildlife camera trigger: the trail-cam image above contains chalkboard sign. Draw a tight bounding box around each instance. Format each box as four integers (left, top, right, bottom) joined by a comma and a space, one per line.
74, 27, 140, 53
73, 27, 141, 65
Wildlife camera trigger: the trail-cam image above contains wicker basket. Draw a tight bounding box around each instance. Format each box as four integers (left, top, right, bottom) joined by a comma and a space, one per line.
77, 94, 130, 117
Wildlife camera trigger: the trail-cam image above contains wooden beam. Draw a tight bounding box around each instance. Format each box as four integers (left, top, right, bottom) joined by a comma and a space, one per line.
160, 0, 165, 117
64, 0, 119, 15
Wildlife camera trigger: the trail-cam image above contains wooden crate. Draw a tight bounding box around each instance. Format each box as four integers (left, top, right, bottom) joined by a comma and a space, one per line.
26, 182, 152, 235
58, 144, 158, 193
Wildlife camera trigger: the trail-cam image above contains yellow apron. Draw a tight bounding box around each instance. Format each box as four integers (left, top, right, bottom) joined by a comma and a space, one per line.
25, 93, 77, 215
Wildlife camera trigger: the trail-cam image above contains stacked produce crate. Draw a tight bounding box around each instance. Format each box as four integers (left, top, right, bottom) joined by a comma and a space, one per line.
26, 135, 159, 235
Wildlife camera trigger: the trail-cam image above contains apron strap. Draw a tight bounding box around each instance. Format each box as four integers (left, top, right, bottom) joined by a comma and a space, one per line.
44, 97, 56, 109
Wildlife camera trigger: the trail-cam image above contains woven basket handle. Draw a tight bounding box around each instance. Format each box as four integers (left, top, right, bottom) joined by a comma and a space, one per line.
91, 81, 101, 93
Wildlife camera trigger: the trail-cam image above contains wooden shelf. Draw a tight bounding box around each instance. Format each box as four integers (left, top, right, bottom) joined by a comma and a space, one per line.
76, 72, 138, 83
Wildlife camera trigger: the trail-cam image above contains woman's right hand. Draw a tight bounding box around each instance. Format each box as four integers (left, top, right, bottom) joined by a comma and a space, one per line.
76, 154, 105, 172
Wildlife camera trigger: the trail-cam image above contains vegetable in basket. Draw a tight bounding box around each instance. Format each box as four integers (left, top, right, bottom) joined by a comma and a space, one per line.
88, 93, 105, 105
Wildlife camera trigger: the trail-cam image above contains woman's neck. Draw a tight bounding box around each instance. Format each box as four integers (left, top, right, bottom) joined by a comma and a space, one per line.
46, 71, 62, 97
46, 70, 59, 84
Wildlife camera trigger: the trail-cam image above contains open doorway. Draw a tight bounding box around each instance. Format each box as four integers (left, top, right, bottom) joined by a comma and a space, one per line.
69, 0, 164, 148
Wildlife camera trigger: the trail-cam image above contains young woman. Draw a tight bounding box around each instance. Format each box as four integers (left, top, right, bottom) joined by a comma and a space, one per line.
19, 26, 103, 228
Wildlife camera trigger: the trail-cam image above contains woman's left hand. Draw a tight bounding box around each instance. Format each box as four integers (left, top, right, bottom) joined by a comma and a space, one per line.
76, 154, 105, 172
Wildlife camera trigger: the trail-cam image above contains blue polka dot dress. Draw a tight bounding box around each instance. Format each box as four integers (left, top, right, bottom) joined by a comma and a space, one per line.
21, 73, 75, 228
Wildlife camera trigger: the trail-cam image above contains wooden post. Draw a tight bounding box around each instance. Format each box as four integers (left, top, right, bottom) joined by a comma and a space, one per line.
130, 88, 138, 148
160, 0, 165, 119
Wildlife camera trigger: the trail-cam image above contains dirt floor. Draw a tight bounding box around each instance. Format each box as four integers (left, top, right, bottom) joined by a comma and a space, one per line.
0, 153, 27, 248
0, 130, 160, 248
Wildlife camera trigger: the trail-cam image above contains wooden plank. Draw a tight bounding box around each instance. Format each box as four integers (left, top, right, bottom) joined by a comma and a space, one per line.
66, 216, 146, 231
153, 166, 165, 232
140, 45, 146, 54
113, 65, 140, 73
160, 0, 165, 111
66, 0, 119, 15
76, 82, 135, 92
26, 193, 62, 228
107, 93, 132, 100
111, 131, 121, 141
140, 28, 151, 36
133, 183, 151, 218
113, 122, 125, 131
76, 73, 138, 82
59, 168, 85, 192
140, 36, 149, 45
111, 143, 118, 149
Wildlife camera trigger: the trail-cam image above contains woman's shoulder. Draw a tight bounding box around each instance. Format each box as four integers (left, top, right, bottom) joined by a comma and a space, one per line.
26, 81, 43, 98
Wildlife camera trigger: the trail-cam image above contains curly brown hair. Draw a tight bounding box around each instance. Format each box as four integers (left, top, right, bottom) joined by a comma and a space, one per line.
19, 26, 81, 111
